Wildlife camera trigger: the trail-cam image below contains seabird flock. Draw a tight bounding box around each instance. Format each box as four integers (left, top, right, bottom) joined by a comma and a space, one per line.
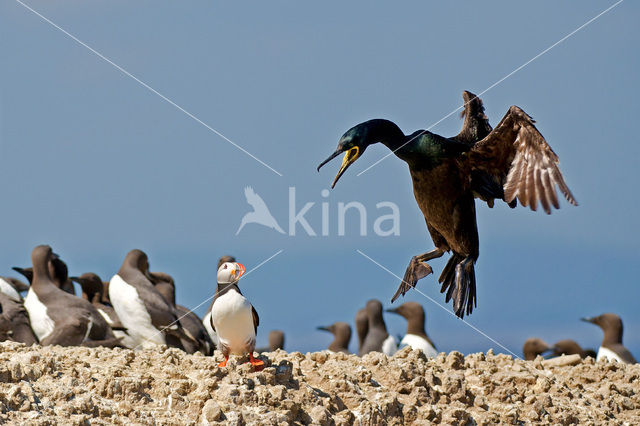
1, 92, 635, 366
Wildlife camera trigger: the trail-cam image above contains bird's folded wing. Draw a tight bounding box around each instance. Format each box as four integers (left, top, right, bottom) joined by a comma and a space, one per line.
468, 106, 577, 214
252, 306, 260, 333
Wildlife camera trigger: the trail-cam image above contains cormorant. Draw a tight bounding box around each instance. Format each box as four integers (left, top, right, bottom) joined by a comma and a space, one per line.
319, 91, 577, 318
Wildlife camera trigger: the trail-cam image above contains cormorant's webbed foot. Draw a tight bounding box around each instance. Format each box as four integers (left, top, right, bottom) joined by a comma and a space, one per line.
439, 255, 476, 319
391, 249, 445, 302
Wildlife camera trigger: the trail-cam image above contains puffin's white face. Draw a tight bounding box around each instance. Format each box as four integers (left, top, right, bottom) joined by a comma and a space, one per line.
217, 262, 246, 284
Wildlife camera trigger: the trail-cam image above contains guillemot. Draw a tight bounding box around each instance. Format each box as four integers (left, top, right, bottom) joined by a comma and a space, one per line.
522, 338, 552, 361
359, 299, 397, 356
582, 313, 636, 364
70, 273, 136, 348
109, 249, 196, 349
551, 339, 596, 359
355, 307, 368, 353
13, 252, 75, 295
386, 302, 438, 357
317, 322, 351, 353
24, 245, 120, 347
149, 271, 214, 355
256, 330, 285, 353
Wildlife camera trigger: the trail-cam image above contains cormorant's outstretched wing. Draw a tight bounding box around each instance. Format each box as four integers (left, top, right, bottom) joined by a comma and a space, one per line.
468, 106, 577, 214
454, 91, 493, 144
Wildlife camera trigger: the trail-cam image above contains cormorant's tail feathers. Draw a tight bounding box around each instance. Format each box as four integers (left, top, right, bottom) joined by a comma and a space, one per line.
439, 255, 477, 319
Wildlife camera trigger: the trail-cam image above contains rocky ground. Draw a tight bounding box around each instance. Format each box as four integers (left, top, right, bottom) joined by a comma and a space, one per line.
0, 341, 639, 425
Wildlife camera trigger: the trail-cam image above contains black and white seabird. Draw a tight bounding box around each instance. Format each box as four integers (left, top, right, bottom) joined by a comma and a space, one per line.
359, 299, 397, 356
386, 302, 438, 357
70, 273, 136, 348
522, 338, 552, 360
149, 271, 214, 355
0, 276, 37, 344
355, 307, 368, 353
13, 252, 75, 295
317, 322, 351, 353
210, 262, 263, 368
551, 339, 596, 359
109, 249, 196, 349
203, 255, 236, 347
582, 313, 636, 364
0, 291, 38, 345
257, 330, 285, 353
24, 245, 120, 347
0, 277, 29, 301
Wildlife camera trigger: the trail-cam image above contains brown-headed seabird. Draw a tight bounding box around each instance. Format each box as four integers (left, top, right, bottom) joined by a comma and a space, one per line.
317, 322, 351, 353
24, 245, 120, 347
256, 330, 285, 353
108, 249, 196, 349
522, 338, 552, 361
582, 313, 636, 364
149, 271, 214, 355
386, 302, 438, 357
70, 273, 136, 349
359, 299, 397, 356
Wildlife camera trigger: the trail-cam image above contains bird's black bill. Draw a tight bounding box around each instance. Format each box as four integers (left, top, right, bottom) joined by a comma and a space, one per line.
385, 308, 398, 314
316, 326, 330, 332
581, 317, 595, 324
69, 276, 82, 284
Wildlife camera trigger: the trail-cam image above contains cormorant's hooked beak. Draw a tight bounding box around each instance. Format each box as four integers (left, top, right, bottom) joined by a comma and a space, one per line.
317, 146, 361, 188
316, 326, 330, 332
385, 308, 398, 314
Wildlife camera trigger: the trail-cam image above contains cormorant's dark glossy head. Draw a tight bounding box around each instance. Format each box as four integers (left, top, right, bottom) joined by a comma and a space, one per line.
318, 119, 405, 187
317, 121, 381, 188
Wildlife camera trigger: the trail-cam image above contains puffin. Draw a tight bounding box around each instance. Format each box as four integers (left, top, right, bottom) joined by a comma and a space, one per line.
210, 262, 263, 368
522, 338, 552, 361
13, 253, 75, 295
359, 299, 397, 356
318, 91, 577, 318
109, 249, 196, 349
582, 313, 636, 364
386, 302, 438, 357
149, 271, 214, 355
203, 255, 236, 347
70, 273, 136, 348
317, 322, 351, 353
24, 245, 121, 347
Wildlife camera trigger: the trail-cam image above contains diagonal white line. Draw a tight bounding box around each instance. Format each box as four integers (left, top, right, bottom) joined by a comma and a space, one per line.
14, 0, 283, 177
131, 249, 284, 351
356, 249, 521, 359
357, 0, 625, 176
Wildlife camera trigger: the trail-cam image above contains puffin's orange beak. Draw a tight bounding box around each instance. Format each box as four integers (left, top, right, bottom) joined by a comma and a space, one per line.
235, 263, 246, 279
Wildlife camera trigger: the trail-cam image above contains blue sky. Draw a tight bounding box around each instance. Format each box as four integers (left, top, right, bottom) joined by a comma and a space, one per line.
1, 1, 639, 357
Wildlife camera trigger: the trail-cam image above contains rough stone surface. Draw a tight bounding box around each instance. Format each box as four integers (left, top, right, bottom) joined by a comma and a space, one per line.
0, 341, 638, 424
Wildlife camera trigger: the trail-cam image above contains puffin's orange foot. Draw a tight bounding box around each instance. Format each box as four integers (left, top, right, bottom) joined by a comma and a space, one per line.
217, 358, 228, 367
249, 354, 265, 370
